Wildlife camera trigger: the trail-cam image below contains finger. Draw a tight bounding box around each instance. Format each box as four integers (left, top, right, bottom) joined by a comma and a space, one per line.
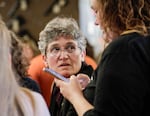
54, 78, 62, 87
70, 75, 76, 79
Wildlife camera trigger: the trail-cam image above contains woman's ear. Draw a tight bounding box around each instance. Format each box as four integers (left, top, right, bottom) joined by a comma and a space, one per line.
42, 55, 48, 67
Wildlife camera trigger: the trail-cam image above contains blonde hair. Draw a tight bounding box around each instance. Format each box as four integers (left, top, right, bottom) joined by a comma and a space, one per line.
0, 19, 36, 116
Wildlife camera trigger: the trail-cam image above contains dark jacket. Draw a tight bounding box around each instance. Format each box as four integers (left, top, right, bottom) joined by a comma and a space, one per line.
21, 77, 41, 93
84, 32, 150, 116
49, 62, 94, 116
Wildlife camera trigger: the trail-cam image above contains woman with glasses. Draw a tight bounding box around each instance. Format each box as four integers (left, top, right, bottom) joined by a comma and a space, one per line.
38, 16, 94, 116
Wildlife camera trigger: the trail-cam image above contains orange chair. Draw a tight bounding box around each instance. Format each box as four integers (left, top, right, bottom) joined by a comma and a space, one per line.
85, 55, 97, 70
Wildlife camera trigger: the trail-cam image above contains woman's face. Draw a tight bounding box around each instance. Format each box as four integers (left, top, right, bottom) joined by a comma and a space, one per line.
43, 36, 85, 78
91, 0, 102, 26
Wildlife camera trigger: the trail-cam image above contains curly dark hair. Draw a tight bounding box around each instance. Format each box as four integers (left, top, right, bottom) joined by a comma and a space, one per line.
98, 0, 150, 37
10, 31, 29, 81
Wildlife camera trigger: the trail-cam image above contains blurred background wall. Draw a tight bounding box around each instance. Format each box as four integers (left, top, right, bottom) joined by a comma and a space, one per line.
0, 0, 103, 62
0, 0, 79, 41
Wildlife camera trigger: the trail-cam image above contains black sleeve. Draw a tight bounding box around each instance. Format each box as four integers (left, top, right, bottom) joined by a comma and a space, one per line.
84, 34, 150, 116
21, 77, 41, 93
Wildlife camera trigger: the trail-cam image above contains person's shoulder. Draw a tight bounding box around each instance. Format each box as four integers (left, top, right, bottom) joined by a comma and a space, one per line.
105, 32, 145, 54
22, 77, 41, 93
104, 33, 150, 64
31, 91, 51, 116
115, 32, 147, 46
31, 91, 45, 104
21, 88, 50, 116
123, 33, 150, 55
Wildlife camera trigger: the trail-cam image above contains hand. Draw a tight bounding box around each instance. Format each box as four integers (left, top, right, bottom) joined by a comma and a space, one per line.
76, 74, 90, 90
54, 75, 84, 102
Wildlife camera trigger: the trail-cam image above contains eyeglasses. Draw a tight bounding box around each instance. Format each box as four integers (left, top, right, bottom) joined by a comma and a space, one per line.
47, 44, 81, 56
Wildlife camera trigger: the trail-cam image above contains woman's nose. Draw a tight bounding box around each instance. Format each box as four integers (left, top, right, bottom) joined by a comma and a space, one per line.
58, 50, 69, 59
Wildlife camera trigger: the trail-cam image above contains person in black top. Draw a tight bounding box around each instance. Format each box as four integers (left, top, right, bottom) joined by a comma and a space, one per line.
55, 0, 150, 116
10, 31, 41, 93
38, 16, 94, 116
